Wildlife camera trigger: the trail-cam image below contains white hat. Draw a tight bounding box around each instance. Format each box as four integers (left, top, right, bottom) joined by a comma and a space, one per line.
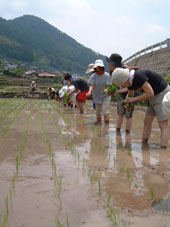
162, 91, 170, 120
93, 59, 105, 68
85, 63, 95, 74
111, 68, 130, 87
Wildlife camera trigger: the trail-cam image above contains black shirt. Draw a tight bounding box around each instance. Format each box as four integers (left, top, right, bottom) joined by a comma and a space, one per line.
72, 77, 89, 92
128, 70, 168, 95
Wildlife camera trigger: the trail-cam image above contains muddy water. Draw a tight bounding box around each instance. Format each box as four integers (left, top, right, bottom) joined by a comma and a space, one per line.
0, 99, 170, 227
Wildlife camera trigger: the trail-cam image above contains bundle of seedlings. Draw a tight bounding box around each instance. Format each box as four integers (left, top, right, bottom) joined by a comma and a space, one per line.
122, 94, 135, 112
63, 92, 70, 104
104, 84, 119, 96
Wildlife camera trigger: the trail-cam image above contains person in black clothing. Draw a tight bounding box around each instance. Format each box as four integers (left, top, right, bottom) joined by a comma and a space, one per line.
111, 67, 170, 148
64, 73, 89, 113
106, 53, 134, 133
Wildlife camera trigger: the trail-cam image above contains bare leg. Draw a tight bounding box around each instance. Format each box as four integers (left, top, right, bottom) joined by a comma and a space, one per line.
104, 114, 109, 123
158, 120, 169, 148
116, 115, 124, 130
77, 101, 84, 113
126, 117, 132, 131
142, 115, 155, 143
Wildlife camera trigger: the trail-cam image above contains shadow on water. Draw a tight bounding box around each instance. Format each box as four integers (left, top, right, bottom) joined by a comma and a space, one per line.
152, 196, 170, 213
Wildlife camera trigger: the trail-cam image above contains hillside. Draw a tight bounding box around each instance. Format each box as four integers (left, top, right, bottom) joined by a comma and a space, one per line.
0, 15, 108, 74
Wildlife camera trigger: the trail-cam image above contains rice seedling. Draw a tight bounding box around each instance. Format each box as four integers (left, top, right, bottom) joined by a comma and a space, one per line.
107, 194, 112, 207
149, 188, 155, 200
16, 155, 19, 175
98, 180, 102, 196
127, 147, 132, 156
118, 141, 124, 151
119, 164, 126, 173
107, 207, 117, 225
56, 175, 62, 196
9, 186, 12, 201
126, 168, 131, 180
66, 215, 70, 227
87, 169, 96, 185
5, 196, 8, 218
12, 176, 16, 189
55, 217, 64, 227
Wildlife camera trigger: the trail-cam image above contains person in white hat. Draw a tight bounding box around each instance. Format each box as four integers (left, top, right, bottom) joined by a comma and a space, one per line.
30, 80, 37, 93
112, 67, 170, 148
85, 63, 96, 109
86, 59, 111, 124
85, 63, 95, 74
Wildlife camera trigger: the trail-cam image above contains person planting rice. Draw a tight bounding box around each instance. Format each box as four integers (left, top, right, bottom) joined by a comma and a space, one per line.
86, 59, 111, 124
30, 81, 37, 93
64, 73, 89, 113
106, 53, 136, 133
111, 67, 170, 149
48, 87, 56, 100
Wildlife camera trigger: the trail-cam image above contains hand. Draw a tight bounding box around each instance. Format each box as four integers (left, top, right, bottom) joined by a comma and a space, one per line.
124, 97, 134, 104
103, 88, 108, 94
86, 92, 91, 97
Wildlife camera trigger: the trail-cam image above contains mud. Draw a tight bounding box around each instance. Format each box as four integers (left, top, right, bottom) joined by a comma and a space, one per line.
0, 99, 170, 227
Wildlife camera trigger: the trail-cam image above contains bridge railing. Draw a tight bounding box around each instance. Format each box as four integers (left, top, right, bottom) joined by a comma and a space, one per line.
123, 38, 170, 64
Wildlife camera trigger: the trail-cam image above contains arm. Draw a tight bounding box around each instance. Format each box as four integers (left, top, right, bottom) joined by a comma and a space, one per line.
86, 85, 94, 97
68, 89, 79, 97
115, 88, 128, 95
124, 81, 154, 104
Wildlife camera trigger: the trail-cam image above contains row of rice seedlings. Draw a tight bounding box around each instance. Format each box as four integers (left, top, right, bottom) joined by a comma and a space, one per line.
0, 99, 22, 126
44, 103, 81, 166
0, 100, 33, 227
51, 102, 70, 125
55, 103, 130, 226
38, 102, 63, 212
0, 100, 29, 139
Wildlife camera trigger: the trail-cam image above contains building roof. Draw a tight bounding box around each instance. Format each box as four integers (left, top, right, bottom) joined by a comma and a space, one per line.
38, 72, 56, 77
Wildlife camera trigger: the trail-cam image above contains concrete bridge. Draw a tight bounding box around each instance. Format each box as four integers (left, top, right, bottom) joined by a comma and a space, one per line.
123, 39, 170, 76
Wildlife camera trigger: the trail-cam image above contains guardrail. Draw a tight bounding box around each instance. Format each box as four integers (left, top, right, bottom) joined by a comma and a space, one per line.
123, 38, 170, 64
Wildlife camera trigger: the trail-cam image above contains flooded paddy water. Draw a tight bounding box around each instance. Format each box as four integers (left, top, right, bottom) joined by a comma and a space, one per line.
0, 98, 170, 227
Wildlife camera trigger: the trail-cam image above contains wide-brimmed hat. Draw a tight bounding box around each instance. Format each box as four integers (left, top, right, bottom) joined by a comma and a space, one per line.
85, 63, 95, 74
111, 68, 130, 87
93, 59, 105, 68
106, 53, 122, 67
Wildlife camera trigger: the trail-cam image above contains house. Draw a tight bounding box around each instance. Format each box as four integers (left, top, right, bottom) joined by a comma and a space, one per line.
23, 70, 37, 78
38, 72, 56, 79
4, 63, 17, 70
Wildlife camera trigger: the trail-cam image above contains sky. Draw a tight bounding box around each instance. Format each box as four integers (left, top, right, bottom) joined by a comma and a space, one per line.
0, 0, 170, 61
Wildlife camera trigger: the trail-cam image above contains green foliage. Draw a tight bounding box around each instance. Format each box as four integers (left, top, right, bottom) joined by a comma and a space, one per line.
105, 84, 119, 95
3, 68, 24, 78
63, 92, 70, 103
0, 15, 108, 74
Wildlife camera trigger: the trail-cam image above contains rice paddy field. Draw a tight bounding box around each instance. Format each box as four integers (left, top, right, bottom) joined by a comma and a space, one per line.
0, 98, 170, 227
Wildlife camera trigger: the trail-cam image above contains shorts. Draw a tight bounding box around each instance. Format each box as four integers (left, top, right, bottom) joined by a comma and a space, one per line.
117, 100, 134, 119
96, 99, 110, 117
76, 91, 88, 102
146, 85, 170, 122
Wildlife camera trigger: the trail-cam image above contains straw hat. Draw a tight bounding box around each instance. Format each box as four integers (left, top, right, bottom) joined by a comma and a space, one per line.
111, 68, 130, 87
85, 63, 95, 74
